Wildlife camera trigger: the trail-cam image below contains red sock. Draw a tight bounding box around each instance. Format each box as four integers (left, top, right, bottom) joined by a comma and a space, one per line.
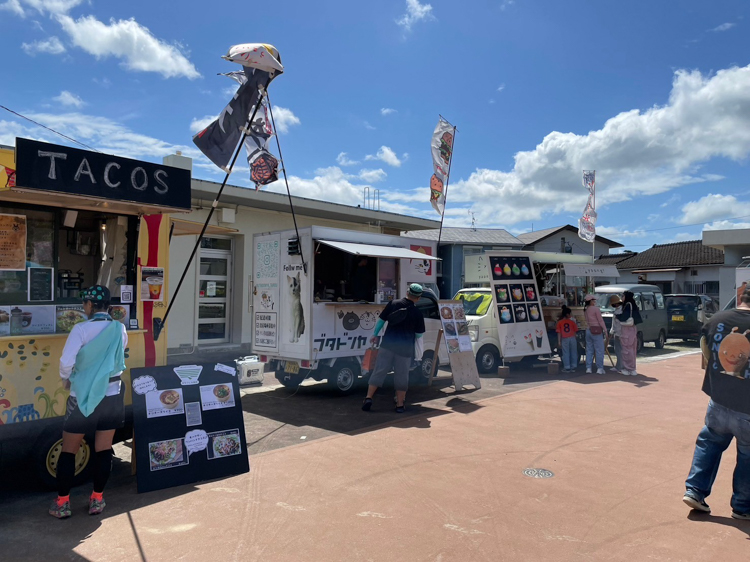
56, 495, 70, 506
90, 491, 104, 501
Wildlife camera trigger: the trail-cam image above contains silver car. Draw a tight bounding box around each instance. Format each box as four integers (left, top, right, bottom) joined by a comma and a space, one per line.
594, 284, 668, 353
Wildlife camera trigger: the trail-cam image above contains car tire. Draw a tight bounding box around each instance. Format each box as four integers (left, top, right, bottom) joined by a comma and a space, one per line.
410, 350, 435, 384
32, 426, 93, 490
274, 370, 307, 389
325, 360, 360, 395
636, 332, 644, 354
654, 330, 666, 349
476, 345, 499, 373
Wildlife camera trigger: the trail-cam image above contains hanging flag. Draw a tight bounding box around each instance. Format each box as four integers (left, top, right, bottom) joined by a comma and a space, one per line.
578, 170, 596, 242
244, 100, 279, 188
0, 165, 15, 188
193, 43, 284, 172
430, 118, 455, 215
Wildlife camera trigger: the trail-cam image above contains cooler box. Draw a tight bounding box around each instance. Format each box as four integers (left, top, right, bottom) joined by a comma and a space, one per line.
237, 356, 265, 386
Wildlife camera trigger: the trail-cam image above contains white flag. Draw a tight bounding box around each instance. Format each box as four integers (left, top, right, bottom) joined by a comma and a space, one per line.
429, 118, 455, 215
578, 170, 596, 242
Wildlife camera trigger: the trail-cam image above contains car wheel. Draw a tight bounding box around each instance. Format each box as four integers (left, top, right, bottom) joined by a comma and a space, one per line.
654, 330, 666, 349
325, 360, 360, 395
410, 350, 435, 384
476, 345, 499, 373
274, 370, 307, 389
636, 332, 644, 354
33, 427, 93, 489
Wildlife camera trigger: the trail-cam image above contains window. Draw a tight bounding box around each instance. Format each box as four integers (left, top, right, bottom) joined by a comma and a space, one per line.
705, 281, 720, 296
641, 292, 656, 311
416, 296, 440, 320
655, 293, 665, 310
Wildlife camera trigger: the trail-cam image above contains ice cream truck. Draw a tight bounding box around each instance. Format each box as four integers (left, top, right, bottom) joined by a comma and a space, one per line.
251, 226, 448, 393
0, 139, 190, 487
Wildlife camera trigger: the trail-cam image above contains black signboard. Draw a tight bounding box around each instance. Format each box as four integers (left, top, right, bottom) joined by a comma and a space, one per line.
28, 267, 54, 301
131, 362, 249, 493
15, 138, 191, 210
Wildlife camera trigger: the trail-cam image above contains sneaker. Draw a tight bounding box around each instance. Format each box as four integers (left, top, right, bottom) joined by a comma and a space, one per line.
585, 368, 592, 374
88, 497, 106, 516
732, 510, 750, 520
609, 367, 620, 373
597, 368, 605, 375
49, 499, 72, 519
361, 397, 373, 412
394, 405, 405, 413
683, 494, 711, 513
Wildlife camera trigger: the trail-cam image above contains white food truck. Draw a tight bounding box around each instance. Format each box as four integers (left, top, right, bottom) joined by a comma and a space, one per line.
251, 226, 448, 393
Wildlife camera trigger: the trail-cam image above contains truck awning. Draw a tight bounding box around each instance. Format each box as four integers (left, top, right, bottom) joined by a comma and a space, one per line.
318, 240, 440, 260
564, 264, 620, 277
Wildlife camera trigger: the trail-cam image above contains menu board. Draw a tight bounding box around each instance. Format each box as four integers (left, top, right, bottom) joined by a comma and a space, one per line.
3, 305, 56, 335
486, 253, 551, 358
131, 362, 249, 493
438, 301, 472, 354
28, 267, 54, 302
0, 213, 26, 271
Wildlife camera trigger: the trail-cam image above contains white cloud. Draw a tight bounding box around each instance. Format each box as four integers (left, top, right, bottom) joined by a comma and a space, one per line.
358, 169, 387, 183
336, 152, 359, 166
270, 106, 300, 133
380, 108, 397, 116
440, 64, 750, 227
92, 76, 111, 88
0, 0, 25, 17
189, 115, 216, 134
497, 84, 505, 92
365, 146, 402, 167
2, 0, 84, 17
53, 90, 84, 107
703, 220, 750, 231
57, 15, 201, 79
363, 121, 376, 130
396, 0, 434, 32
595, 226, 647, 238
680, 194, 750, 224
21, 35, 66, 55
710, 23, 735, 32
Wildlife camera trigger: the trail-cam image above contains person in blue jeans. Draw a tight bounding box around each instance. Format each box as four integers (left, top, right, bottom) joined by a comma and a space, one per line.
683, 286, 750, 520
556, 306, 578, 372
583, 294, 607, 375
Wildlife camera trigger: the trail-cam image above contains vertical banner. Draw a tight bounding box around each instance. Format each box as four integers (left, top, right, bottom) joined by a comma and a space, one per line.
253, 233, 281, 353
486, 252, 551, 358
578, 170, 596, 243
429, 118, 455, 215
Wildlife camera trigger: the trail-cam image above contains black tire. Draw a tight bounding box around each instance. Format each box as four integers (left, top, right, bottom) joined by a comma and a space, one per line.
410, 350, 436, 384
475, 345, 500, 373
32, 426, 93, 489
636, 332, 644, 354
654, 330, 666, 349
325, 360, 360, 395
274, 370, 307, 389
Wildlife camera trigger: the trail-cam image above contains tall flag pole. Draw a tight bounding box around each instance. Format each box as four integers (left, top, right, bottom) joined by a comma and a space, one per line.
153, 43, 284, 341
430, 117, 456, 248
578, 170, 597, 293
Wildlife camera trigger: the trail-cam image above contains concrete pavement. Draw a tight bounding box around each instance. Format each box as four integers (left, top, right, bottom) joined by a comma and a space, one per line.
2, 353, 749, 561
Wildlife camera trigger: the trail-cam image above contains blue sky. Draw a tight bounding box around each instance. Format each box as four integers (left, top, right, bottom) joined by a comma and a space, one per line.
1, 0, 749, 252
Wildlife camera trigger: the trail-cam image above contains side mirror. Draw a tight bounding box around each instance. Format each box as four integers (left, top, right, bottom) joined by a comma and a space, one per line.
697, 304, 703, 311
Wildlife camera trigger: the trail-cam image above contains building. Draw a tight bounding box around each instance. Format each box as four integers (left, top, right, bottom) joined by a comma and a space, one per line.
517, 225, 623, 257
165, 154, 439, 360
401, 227, 524, 298
702, 228, 750, 307
595, 240, 724, 296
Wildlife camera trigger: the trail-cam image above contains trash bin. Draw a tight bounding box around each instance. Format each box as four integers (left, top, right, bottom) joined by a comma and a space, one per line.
236, 355, 265, 386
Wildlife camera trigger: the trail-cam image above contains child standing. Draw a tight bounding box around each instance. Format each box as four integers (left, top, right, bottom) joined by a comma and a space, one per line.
556, 306, 578, 373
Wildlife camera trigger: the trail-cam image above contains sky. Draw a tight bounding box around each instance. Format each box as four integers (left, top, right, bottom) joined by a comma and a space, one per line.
1, 0, 749, 253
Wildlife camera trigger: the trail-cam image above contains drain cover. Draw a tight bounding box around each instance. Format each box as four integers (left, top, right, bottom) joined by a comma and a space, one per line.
523, 468, 554, 479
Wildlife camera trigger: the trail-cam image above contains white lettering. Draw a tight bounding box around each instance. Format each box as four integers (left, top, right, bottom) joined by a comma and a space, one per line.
38, 151, 67, 180
218, 92, 238, 133
131, 167, 148, 191
104, 162, 121, 188
153, 169, 169, 194
73, 158, 97, 184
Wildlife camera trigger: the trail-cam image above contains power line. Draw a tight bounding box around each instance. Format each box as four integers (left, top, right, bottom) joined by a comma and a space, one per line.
0, 104, 101, 153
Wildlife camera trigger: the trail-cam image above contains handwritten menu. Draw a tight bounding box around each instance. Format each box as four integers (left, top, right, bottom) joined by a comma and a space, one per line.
0, 214, 26, 271
28, 267, 54, 302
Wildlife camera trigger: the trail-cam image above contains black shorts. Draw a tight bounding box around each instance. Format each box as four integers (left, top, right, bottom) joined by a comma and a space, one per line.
63, 387, 125, 434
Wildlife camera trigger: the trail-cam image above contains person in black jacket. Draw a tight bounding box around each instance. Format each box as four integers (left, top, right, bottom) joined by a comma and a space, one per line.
683, 285, 750, 520
362, 284, 425, 413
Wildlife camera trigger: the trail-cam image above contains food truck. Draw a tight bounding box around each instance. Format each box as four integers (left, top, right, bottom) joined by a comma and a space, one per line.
0, 138, 190, 487
251, 226, 447, 393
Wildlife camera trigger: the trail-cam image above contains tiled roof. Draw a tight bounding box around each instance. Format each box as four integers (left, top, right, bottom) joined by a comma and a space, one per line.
401, 227, 524, 246
516, 225, 623, 248
615, 240, 724, 270
595, 253, 638, 266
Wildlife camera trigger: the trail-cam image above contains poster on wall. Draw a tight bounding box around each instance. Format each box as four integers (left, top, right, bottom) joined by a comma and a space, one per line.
56, 305, 88, 333
131, 362, 249, 493
253, 233, 281, 351
409, 244, 433, 278
141, 266, 165, 302
486, 253, 550, 358
0, 213, 26, 271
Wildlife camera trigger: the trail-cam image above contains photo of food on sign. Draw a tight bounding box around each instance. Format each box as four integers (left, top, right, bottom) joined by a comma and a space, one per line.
56, 306, 87, 333
495, 285, 509, 303
489, 256, 533, 281
510, 284, 524, 302
200, 383, 236, 410
524, 284, 537, 302
149, 439, 188, 471
207, 430, 242, 459
447, 339, 460, 353
440, 306, 453, 320
145, 388, 185, 418
444, 322, 457, 336
529, 303, 541, 321
514, 304, 529, 323
453, 306, 465, 321
456, 322, 469, 337
499, 305, 514, 324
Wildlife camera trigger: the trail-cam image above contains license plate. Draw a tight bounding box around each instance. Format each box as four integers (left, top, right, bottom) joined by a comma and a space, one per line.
284, 361, 300, 374
672, 315, 685, 322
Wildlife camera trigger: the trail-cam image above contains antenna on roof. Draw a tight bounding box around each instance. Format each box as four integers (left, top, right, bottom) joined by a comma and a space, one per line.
468, 210, 476, 231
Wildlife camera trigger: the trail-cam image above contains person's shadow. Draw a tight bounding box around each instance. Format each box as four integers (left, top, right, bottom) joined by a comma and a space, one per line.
688, 511, 750, 539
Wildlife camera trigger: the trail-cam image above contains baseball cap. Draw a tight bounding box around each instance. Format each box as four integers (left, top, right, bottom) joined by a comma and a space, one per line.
584, 294, 597, 302
82, 285, 110, 303
407, 283, 423, 296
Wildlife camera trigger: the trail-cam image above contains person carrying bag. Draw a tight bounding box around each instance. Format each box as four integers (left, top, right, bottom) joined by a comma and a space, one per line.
616, 291, 640, 376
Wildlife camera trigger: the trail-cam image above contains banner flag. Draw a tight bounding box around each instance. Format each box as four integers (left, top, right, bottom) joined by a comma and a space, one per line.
578, 170, 596, 242
244, 100, 279, 188
430, 118, 455, 215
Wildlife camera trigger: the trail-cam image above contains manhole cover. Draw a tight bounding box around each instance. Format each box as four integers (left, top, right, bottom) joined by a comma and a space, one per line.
523, 468, 554, 479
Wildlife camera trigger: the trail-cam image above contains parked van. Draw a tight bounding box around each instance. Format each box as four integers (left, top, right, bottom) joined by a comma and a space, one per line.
665, 294, 719, 341
594, 284, 668, 352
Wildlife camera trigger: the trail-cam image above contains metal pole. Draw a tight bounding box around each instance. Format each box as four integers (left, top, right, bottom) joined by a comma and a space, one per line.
436, 125, 458, 249
153, 79, 271, 341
